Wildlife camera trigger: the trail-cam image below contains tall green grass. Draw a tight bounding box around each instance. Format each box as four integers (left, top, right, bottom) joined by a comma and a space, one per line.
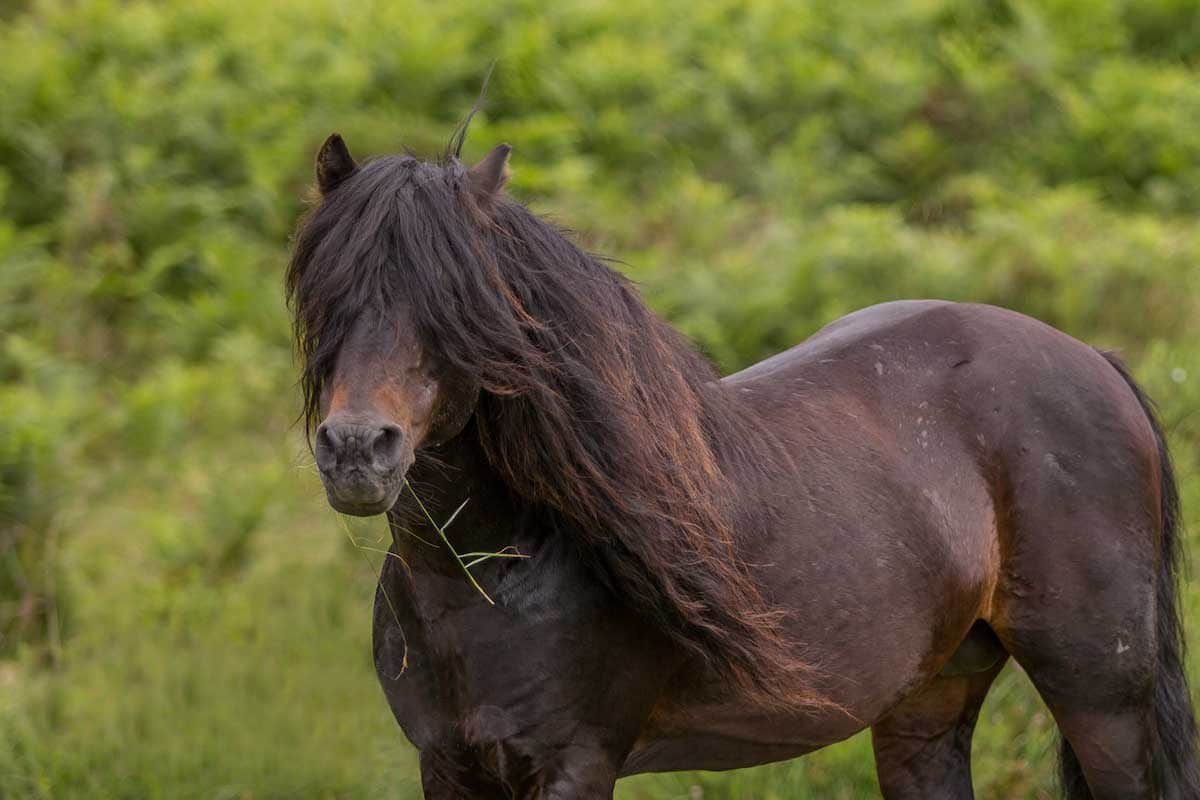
1, 0, 1198, 796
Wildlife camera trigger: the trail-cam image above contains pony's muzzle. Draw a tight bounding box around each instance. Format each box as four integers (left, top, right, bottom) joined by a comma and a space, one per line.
315, 413, 411, 515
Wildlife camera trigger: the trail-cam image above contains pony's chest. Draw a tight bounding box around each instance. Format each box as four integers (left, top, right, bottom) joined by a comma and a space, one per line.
374, 550, 675, 763
371, 554, 583, 739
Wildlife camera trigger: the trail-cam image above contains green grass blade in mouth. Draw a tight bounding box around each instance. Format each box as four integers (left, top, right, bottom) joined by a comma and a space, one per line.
403, 481, 529, 605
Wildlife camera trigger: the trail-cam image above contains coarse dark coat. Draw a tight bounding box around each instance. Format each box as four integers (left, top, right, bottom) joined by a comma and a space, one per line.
287, 131, 1199, 799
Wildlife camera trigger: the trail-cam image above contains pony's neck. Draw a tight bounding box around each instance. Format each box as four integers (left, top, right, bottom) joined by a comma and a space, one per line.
420, 200, 809, 697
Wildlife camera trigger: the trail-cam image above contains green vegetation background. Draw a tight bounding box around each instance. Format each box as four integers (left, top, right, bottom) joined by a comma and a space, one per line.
1, 0, 1199, 797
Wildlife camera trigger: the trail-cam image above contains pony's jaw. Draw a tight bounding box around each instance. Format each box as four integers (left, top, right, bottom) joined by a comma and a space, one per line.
323, 480, 403, 517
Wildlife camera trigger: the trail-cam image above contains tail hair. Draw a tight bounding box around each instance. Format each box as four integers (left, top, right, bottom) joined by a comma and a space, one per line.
1079, 351, 1200, 800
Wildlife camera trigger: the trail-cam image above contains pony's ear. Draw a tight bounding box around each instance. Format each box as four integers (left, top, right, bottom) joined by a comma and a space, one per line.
468, 143, 511, 203
316, 133, 358, 194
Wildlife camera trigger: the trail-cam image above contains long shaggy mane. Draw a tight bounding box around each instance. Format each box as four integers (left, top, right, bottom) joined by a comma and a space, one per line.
286, 143, 824, 707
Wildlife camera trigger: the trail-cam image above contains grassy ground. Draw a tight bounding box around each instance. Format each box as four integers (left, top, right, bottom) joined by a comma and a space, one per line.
3, 0, 1200, 796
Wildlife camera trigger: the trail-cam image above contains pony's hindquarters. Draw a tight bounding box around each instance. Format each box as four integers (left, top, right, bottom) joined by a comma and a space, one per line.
989, 351, 1199, 800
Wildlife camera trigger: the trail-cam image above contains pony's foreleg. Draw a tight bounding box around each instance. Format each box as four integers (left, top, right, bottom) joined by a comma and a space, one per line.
871, 659, 1006, 799
417, 745, 619, 799
536, 750, 619, 799
417, 749, 504, 799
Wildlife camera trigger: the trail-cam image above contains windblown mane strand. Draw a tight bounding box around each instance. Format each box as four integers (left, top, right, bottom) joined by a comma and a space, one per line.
287, 154, 825, 707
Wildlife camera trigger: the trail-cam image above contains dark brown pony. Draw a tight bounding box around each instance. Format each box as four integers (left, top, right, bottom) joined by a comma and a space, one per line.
287, 131, 1199, 799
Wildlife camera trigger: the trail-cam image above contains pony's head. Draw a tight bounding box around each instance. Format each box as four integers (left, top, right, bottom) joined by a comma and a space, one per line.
286, 133, 510, 515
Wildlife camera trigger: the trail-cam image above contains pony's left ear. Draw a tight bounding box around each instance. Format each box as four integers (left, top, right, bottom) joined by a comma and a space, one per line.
316, 133, 358, 194
468, 143, 511, 203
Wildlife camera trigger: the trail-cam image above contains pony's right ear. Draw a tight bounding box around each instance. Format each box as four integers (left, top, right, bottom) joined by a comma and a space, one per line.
316, 133, 358, 194
468, 143, 511, 204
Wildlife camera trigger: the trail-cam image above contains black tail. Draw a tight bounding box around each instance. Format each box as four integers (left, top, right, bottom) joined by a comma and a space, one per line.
1065, 352, 1200, 799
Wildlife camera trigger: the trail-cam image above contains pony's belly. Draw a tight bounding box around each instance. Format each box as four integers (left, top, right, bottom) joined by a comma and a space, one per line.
620, 704, 863, 775
620, 605, 977, 777
621, 735, 819, 776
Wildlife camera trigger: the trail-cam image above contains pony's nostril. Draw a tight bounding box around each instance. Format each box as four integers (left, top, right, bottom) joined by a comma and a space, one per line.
315, 424, 340, 471
371, 425, 405, 471
317, 418, 404, 475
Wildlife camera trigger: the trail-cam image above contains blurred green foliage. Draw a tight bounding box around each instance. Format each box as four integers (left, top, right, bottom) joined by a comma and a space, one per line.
0, 0, 1198, 797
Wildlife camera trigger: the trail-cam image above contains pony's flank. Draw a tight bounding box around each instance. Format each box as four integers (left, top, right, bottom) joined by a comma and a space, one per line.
286, 152, 825, 708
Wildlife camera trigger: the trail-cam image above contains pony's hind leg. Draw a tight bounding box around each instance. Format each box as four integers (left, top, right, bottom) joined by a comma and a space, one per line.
988, 477, 1165, 797
990, 522, 1162, 800
994, 595, 1159, 799
871, 655, 1006, 799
